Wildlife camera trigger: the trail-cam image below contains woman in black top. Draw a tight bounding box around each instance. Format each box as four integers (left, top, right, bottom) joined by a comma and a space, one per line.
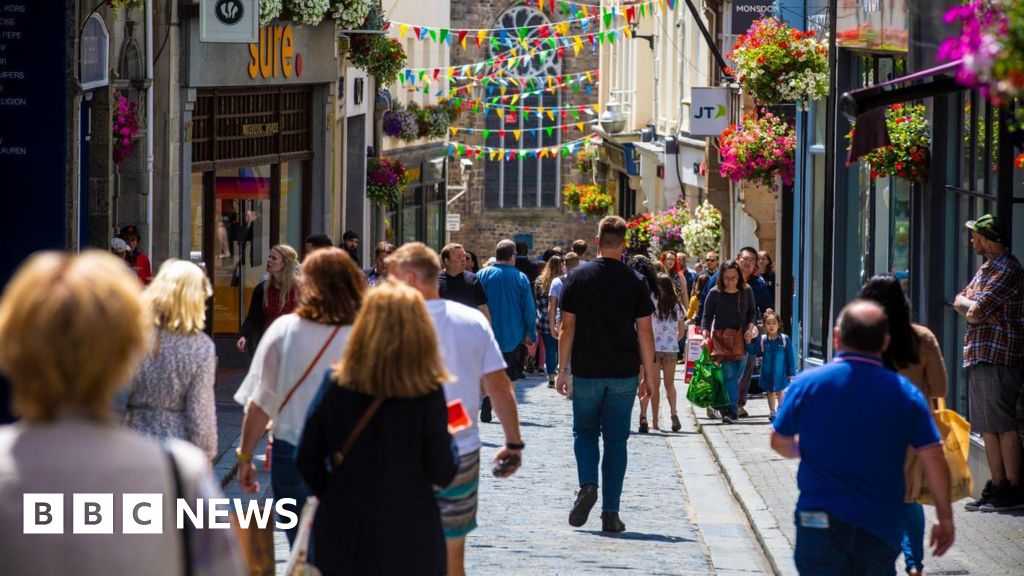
297, 282, 457, 576
758, 250, 776, 303
700, 260, 757, 423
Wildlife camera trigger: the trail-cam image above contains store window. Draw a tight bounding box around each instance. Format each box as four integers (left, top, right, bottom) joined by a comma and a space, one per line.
805, 100, 828, 360
280, 162, 303, 250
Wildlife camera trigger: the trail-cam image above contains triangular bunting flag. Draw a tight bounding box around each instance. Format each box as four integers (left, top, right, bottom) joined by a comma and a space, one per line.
458, 30, 467, 50
439, 29, 449, 44
545, 126, 554, 138
428, 28, 437, 42
399, 24, 409, 38
513, 130, 521, 141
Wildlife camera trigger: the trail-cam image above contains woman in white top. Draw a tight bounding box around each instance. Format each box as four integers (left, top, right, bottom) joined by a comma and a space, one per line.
639, 274, 688, 433
0, 251, 243, 576
234, 247, 365, 545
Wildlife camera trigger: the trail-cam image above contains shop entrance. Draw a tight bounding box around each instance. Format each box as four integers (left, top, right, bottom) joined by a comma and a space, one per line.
190, 87, 312, 336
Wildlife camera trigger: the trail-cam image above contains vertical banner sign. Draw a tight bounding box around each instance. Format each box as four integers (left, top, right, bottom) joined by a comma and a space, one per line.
688, 88, 730, 137
0, 1, 67, 286
731, 0, 774, 35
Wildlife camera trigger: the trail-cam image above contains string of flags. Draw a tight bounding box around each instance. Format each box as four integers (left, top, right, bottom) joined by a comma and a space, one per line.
447, 134, 599, 161
524, 0, 663, 21
448, 98, 599, 119
449, 119, 597, 139
427, 69, 598, 99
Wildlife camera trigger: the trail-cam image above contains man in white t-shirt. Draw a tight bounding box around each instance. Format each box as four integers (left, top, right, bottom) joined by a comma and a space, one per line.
387, 242, 524, 576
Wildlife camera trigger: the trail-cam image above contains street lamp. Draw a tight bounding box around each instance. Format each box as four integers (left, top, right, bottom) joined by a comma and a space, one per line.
599, 96, 627, 135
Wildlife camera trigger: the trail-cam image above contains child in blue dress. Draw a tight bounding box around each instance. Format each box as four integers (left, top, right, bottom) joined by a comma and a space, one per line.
752, 309, 796, 422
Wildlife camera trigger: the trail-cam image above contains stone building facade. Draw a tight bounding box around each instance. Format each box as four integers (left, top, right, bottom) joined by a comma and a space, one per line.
447, 0, 602, 259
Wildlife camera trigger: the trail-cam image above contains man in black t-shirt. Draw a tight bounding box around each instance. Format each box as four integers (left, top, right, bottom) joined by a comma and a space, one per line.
556, 216, 656, 534
439, 243, 491, 323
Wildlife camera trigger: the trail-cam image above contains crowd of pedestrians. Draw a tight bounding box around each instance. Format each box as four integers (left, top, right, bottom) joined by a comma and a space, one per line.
0, 210, 1020, 575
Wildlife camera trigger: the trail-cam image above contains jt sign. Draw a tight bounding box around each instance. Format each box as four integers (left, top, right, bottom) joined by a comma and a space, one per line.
689, 88, 731, 137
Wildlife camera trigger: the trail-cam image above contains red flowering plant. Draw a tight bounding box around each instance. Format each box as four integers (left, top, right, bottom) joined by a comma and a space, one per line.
846, 103, 930, 183
112, 93, 140, 166
625, 213, 653, 255
366, 157, 409, 207
940, 1, 1024, 129
719, 110, 796, 189
648, 205, 690, 253
727, 17, 829, 105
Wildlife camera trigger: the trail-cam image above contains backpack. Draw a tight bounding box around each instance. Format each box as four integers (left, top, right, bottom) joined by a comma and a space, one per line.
759, 333, 788, 356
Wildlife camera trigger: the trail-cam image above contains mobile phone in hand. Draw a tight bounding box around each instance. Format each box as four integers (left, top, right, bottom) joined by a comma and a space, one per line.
491, 453, 521, 477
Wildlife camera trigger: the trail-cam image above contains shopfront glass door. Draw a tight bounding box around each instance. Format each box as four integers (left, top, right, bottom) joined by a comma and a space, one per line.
212, 165, 273, 335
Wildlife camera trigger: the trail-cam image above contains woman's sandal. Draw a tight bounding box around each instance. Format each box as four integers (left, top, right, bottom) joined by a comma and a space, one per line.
671, 414, 682, 432
638, 417, 649, 434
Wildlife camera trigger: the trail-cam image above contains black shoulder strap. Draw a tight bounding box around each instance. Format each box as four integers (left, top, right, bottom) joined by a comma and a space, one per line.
165, 447, 193, 576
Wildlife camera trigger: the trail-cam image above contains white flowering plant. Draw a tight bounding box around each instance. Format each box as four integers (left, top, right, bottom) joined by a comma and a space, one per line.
286, 0, 330, 26
680, 201, 723, 258
727, 17, 829, 105
333, 0, 372, 30
259, 0, 283, 25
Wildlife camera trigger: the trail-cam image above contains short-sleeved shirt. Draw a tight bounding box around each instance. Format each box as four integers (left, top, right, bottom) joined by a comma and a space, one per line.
960, 252, 1024, 368
549, 275, 567, 327
773, 352, 941, 551
425, 299, 506, 455
560, 257, 655, 378
652, 297, 684, 353
439, 270, 489, 309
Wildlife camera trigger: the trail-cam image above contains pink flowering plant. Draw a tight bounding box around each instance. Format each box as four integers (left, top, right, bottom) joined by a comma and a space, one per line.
719, 110, 796, 189
366, 157, 409, 207
940, 1, 1024, 128
648, 204, 690, 252
112, 93, 140, 166
727, 17, 829, 105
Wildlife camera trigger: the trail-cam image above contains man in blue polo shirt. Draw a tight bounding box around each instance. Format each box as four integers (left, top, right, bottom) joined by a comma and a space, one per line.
771, 300, 954, 574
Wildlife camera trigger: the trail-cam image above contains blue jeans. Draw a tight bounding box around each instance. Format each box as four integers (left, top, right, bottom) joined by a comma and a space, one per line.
899, 503, 925, 574
572, 376, 638, 512
720, 357, 748, 416
541, 332, 559, 376
795, 512, 899, 575
271, 440, 311, 546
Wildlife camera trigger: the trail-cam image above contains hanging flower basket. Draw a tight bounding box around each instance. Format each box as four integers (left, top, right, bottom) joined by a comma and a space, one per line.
846, 103, 931, 183
285, 0, 330, 26
259, 0, 283, 24
728, 17, 829, 105
383, 100, 459, 142
576, 143, 600, 174
940, 1, 1024, 129
680, 201, 723, 259
719, 110, 796, 189
563, 183, 612, 217
366, 157, 409, 208
648, 205, 690, 253
112, 93, 140, 166
625, 213, 653, 255
106, 0, 143, 9
332, 0, 372, 30
349, 36, 407, 87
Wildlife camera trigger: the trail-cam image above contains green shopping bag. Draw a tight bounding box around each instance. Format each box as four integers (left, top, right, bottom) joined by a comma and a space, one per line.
687, 347, 725, 408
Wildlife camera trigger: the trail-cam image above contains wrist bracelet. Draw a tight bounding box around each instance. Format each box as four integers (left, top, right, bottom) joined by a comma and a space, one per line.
505, 442, 525, 450
235, 447, 253, 463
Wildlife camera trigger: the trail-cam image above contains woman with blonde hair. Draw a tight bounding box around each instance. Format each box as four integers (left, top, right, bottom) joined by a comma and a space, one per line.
125, 259, 217, 459
235, 247, 365, 545
0, 251, 244, 575
535, 255, 564, 388
297, 280, 457, 576
237, 243, 299, 354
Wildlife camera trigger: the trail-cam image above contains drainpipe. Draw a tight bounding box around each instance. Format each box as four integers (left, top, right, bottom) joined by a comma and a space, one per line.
145, 0, 154, 254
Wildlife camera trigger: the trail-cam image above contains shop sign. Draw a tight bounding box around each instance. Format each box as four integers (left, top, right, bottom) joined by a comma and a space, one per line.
446, 213, 461, 232
731, 0, 774, 35
200, 0, 258, 44
187, 18, 336, 87
80, 14, 109, 90
240, 122, 278, 136
689, 88, 730, 137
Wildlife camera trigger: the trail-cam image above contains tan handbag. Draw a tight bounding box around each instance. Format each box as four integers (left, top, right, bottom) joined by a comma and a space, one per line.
231, 513, 276, 576
904, 397, 973, 505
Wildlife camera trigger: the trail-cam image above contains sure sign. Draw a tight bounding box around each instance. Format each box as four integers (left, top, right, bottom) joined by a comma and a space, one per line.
248, 25, 303, 80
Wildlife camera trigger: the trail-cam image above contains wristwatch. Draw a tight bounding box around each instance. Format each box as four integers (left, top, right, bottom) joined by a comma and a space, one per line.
505, 442, 526, 450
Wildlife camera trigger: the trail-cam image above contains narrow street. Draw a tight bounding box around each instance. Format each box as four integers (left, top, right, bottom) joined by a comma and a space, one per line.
214, 368, 1024, 575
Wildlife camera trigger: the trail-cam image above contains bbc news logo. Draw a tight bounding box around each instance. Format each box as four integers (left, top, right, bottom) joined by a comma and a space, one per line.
23, 494, 298, 534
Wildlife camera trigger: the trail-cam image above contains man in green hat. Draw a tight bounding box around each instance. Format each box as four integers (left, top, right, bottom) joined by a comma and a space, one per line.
955, 213, 1024, 512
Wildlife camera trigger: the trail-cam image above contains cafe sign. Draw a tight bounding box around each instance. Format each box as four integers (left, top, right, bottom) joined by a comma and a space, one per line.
187, 18, 336, 87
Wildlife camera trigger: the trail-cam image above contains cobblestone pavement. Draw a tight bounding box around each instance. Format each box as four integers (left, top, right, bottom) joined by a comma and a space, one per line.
214, 372, 773, 575
697, 391, 1024, 576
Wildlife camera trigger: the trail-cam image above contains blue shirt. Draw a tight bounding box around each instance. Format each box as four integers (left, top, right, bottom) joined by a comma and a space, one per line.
477, 264, 537, 353
697, 272, 772, 326
773, 352, 941, 551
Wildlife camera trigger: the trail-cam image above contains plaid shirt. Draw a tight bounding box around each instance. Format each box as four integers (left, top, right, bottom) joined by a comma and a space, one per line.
961, 252, 1024, 368
535, 281, 552, 334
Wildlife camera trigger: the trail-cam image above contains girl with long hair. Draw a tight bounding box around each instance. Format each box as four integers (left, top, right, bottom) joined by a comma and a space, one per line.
535, 256, 564, 388
638, 274, 687, 433
297, 281, 456, 575
237, 244, 299, 355
857, 275, 947, 576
